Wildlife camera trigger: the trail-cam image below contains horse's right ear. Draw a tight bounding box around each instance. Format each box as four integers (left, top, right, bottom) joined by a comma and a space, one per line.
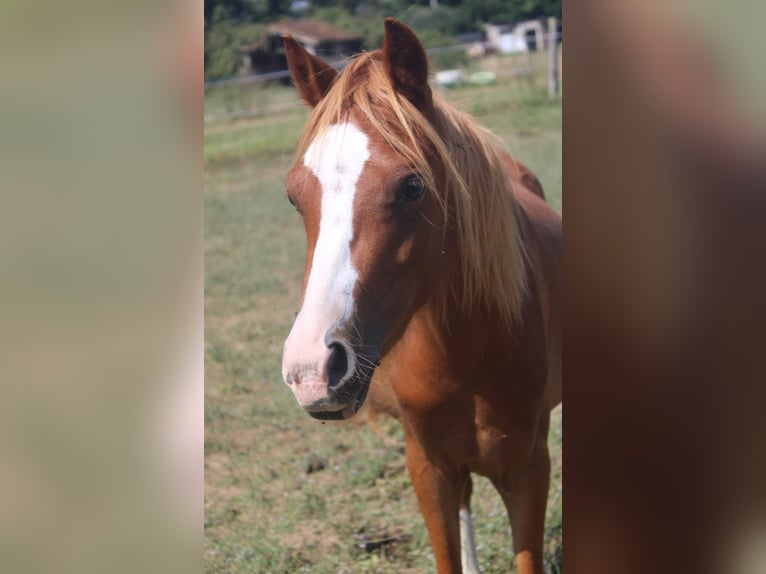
382, 18, 432, 110
283, 35, 338, 107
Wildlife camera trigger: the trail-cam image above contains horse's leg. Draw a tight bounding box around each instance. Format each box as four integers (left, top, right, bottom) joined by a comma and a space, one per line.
459, 474, 480, 574
495, 441, 551, 574
405, 434, 464, 574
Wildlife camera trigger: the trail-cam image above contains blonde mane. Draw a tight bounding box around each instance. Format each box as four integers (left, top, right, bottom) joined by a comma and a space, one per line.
295, 52, 528, 327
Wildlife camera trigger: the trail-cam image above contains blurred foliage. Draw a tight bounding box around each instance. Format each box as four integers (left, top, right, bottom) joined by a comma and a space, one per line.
205, 19, 266, 79
204, 0, 561, 79
441, 0, 561, 25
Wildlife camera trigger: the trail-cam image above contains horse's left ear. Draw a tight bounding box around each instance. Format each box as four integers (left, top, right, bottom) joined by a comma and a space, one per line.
283, 34, 338, 107
383, 18, 433, 110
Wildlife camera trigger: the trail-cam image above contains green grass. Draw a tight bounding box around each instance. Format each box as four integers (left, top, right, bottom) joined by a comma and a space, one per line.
205, 73, 561, 573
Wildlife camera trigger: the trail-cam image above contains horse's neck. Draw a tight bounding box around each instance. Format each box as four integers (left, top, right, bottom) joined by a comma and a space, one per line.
383, 164, 559, 405
422, 272, 535, 363
432, 202, 550, 381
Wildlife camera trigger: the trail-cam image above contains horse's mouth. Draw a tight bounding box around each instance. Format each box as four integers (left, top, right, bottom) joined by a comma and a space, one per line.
307, 405, 357, 421
305, 370, 374, 421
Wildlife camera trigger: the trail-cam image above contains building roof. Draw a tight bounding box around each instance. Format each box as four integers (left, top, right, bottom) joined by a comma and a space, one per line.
267, 20, 362, 45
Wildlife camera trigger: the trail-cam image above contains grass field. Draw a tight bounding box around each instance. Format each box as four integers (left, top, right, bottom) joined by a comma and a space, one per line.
205, 71, 561, 573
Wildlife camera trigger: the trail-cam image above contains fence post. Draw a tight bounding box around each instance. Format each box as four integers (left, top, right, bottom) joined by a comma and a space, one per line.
547, 17, 559, 98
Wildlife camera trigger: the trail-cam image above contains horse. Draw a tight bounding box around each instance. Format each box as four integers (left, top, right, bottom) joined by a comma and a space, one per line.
279, 19, 561, 574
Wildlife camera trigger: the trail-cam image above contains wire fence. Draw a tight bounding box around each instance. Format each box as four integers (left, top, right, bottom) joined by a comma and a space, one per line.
204, 34, 561, 125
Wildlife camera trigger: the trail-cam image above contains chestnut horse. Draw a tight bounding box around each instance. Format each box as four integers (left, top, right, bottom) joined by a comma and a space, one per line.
280, 19, 561, 574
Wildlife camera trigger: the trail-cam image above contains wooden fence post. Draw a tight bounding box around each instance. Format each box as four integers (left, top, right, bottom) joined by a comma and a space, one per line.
548, 17, 559, 98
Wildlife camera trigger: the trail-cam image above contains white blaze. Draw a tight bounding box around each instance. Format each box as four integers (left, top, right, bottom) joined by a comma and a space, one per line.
298, 122, 370, 337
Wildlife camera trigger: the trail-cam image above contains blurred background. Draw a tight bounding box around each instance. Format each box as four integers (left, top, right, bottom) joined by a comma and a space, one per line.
0, 1, 203, 573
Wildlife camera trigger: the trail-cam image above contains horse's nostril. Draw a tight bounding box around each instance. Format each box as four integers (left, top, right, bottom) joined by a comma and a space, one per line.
327, 342, 350, 389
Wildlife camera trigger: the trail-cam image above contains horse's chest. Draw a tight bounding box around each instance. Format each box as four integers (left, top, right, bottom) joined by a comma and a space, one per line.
400, 392, 516, 472
474, 420, 509, 457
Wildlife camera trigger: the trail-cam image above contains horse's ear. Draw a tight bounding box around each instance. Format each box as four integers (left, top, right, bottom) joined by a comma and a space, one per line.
283, 35, 338, 107
382, 18, 432, 110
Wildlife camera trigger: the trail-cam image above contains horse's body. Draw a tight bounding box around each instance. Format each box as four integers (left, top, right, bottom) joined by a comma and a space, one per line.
365, 151, 561, 574
280, 20, 561, 574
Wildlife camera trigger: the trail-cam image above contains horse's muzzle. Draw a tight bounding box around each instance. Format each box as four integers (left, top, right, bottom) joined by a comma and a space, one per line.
283, 330, 377, 419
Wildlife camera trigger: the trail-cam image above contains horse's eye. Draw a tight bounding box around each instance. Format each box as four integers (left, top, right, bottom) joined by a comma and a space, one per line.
397, 174, 426, 202
286, 193, 297, 208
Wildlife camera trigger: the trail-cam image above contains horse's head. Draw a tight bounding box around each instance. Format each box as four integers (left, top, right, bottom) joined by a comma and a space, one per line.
281, 20, 451, 420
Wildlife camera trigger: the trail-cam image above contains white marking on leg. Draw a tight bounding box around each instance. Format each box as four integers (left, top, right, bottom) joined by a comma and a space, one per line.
460, 507, 480, 574
297, 122, 370, 337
